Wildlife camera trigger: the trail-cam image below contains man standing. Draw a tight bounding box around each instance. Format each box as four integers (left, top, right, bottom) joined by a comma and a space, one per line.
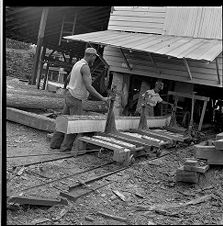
142, 80, 168, 116
50, 48, 109, 152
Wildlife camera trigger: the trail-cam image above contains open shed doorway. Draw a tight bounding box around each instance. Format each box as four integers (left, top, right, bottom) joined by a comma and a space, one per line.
122, 74, 174, 116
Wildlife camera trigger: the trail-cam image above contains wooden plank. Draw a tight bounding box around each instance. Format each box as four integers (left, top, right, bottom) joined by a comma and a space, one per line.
108, 133, 152, 149
6, 107, 55, 132
110, 15, 165, 23
114, 6, 166, 13
168, 91, 210, 101
112, 10, 166, 18
78, 136, 125, 152
131, 129, 173, 143
109, 20, 164, 29
151, 129, 186, 142
93, 135, 136, 149
121, 131, 167, 147
108, 25, 163, 34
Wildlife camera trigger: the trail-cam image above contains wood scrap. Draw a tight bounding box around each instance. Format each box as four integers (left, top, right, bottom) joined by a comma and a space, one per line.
97, 211, 128, 222
112, 190, 126, 201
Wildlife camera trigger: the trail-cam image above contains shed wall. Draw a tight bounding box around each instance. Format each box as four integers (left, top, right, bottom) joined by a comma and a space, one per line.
108, 7, 166, 34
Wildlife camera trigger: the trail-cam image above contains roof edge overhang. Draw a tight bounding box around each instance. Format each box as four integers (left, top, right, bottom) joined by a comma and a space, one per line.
64, 30, 222, 62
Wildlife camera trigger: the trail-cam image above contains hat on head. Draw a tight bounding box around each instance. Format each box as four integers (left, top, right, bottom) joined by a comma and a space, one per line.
85, 47, 99, 56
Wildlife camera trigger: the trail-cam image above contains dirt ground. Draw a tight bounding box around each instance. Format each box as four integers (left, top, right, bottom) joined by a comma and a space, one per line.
6, 120, 223, 225
6, 77, 223, 225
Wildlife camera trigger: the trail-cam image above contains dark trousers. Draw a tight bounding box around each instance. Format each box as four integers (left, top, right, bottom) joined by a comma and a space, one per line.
50, 90, 83, 151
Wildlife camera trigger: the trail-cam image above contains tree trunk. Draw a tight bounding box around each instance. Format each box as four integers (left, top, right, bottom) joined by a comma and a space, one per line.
7, 93, 108, 113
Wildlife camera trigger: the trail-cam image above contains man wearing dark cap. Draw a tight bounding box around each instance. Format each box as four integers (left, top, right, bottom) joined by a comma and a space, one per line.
50, 48, 109, 152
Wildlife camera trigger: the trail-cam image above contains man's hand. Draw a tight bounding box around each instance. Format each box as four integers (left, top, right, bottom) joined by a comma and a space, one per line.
102, 96, 111, 103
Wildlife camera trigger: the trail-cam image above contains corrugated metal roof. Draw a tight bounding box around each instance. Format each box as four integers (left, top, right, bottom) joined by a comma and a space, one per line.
64, 30, 222, 62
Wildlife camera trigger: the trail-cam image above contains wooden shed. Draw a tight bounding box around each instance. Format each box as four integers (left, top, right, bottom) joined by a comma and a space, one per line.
65, 6, 222, 129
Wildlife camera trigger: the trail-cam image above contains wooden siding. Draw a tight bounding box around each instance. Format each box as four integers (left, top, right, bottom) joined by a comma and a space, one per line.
104, 46, 223, 87
164, 7, 222, 39
108, 7, 166, 34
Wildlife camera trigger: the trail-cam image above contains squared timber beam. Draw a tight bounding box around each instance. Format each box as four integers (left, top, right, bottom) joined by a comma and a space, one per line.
120, 48, 132, 71
6, 107, 55, 132
183, 58, 193, 80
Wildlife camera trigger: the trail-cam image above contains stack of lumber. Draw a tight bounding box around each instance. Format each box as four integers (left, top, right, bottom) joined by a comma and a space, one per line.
195, 132, 223, 165
176, 158, 209, 183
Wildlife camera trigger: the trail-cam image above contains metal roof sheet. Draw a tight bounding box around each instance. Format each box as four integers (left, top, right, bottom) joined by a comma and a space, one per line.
64, 30, 222, 62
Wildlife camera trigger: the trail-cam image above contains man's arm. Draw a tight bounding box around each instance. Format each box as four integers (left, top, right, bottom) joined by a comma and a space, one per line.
81, 64, 109, 102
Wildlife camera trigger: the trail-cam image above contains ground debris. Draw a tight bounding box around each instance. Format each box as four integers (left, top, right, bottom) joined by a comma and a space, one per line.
132, 194, 213, 212
52, 203, 73, 221
31, 218, 51, 225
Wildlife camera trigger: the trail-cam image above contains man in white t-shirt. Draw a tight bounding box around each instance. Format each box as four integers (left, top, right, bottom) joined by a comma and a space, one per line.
142, 80, 168, 116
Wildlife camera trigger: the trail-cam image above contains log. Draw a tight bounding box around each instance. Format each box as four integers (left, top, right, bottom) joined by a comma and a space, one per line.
7, 92, 108, 113
7, 88, 64, 98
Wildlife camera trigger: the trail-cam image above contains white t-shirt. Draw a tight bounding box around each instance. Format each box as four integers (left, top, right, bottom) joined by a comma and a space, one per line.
144, 89, 163, 107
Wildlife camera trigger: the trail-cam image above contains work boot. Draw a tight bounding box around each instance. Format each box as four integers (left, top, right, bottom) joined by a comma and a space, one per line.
50, 131, 65, 149
60, 133, 77, 152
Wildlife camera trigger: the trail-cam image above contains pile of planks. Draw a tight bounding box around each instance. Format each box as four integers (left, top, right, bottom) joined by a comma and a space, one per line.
195, 132, 223, 165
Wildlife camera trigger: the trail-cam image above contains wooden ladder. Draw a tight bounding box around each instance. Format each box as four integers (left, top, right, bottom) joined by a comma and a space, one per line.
58, 13, 78, 46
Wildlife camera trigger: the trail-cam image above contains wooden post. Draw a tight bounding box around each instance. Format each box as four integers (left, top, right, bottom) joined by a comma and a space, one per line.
37, 45, 46, 89
42, 63, 49, 90
198, 100, 208, 131
31, 7, 49, 85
